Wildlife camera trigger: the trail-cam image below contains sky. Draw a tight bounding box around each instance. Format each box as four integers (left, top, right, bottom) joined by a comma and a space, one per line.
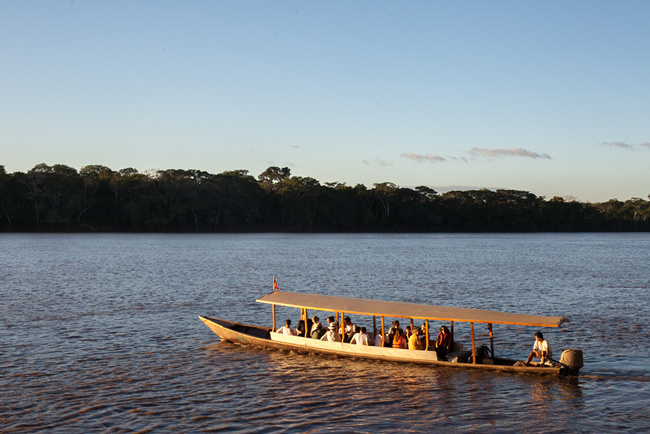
1, 1, 649, 202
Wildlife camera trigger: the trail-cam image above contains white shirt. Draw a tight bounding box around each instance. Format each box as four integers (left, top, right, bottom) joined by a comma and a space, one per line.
353, 333, 369, 346
276, 326, 296, 336
533, 339, 551, 356
320, 330, 339, 342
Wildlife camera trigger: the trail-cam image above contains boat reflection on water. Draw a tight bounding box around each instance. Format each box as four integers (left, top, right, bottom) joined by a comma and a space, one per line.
203, 336, 588, 432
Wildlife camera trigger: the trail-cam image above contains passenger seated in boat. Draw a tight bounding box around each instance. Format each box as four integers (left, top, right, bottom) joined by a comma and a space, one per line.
326, 316, 338, 332
346, 324, 359, 343
320, 323, 341, 342
392, 328, 408, 349
386, 321, 403, 347
419, 322, 428, 348
405, 325, 413, 340
409, 327, 424, 350
435, 326, 452, 360
310, 316, 322, 336
374, 328, 384, 347
296, 319, 307, 337
341, 317, 355, 343
276, 319, 297, 336
311, 322, 325, 339
525, 331, 552, 366
350, 326, 369, 346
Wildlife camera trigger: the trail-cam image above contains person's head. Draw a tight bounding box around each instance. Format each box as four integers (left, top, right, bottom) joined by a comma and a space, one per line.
344, 316, 351, 325
405, 325, 411, 332
285, 319, 291, 326
440, 326, 449, 334
415, 327, 422, 335
327, 316, 335, 324
392, 320, 400, 327
312, 316, 319, 323
360, 326, 367, 333
535, 331, 544, 341
396, 328, 403, 337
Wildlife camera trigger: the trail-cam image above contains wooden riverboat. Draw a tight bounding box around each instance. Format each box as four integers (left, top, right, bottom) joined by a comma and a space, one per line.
199, 289, 583, 376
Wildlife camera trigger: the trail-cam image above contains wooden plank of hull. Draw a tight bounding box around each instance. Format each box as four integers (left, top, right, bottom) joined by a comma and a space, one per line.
199, 316, 565, 376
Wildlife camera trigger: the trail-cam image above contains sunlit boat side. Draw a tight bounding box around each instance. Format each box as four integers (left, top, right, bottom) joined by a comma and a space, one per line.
199, 290, 583, 376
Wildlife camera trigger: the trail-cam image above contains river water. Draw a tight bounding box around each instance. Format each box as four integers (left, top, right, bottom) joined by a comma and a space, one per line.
1, 233, 649, 432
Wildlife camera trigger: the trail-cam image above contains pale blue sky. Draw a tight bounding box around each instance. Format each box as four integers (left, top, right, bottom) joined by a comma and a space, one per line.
1, 1, 649, 202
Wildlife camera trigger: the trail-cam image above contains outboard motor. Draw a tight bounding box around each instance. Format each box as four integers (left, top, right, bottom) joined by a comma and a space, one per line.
559, 348, 584, 375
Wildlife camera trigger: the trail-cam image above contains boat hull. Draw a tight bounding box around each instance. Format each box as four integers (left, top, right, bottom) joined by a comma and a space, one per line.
199, 316, 571, 376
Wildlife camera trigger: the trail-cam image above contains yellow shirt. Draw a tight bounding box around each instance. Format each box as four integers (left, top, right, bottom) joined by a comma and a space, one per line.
408, 333, 422, 350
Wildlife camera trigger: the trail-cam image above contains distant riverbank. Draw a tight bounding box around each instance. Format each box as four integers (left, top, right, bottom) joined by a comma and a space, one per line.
2, 164, 649, 232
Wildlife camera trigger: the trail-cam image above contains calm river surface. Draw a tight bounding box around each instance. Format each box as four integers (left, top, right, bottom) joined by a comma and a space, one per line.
1, 233, 649, 433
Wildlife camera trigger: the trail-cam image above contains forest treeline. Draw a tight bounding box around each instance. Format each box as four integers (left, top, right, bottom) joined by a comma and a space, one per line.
1, 163, 649, 232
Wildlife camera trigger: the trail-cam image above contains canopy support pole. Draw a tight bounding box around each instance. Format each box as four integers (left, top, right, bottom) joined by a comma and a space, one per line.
303, 309, 308, 337
299, 308, 303, 335
450, 321, 455, 352
336, 312, 340, 337
272, 304, 276, 331
488, 323, 494, 358
425, 320, 430, 350
381, 316, 385, 347
471, 322, 477, 364
372, 316, 377, 341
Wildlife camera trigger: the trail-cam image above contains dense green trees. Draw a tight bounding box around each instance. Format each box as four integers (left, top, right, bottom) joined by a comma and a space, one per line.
0, 163, 648, 232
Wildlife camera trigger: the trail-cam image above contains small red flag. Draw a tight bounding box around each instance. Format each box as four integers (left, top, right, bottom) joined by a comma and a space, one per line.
273, 276, 279, 291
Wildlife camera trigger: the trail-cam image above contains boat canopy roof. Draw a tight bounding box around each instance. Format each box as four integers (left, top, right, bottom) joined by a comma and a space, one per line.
256, 291, 567, 327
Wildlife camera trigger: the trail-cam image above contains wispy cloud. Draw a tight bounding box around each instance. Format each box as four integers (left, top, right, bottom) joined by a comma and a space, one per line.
470, 148, 552, 159
600, 141, 634, 149
640, 142, 650, 149
401, 153, 446, 163
362, 158, 393, 167
434, 184, 504, 193
401, 148, 551, 164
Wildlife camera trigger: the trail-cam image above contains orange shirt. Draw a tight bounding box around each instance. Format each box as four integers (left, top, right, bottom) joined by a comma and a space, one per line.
393, 335, 407, 349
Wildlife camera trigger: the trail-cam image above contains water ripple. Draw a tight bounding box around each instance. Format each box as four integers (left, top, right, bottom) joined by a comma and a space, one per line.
1, 233, 649, 432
